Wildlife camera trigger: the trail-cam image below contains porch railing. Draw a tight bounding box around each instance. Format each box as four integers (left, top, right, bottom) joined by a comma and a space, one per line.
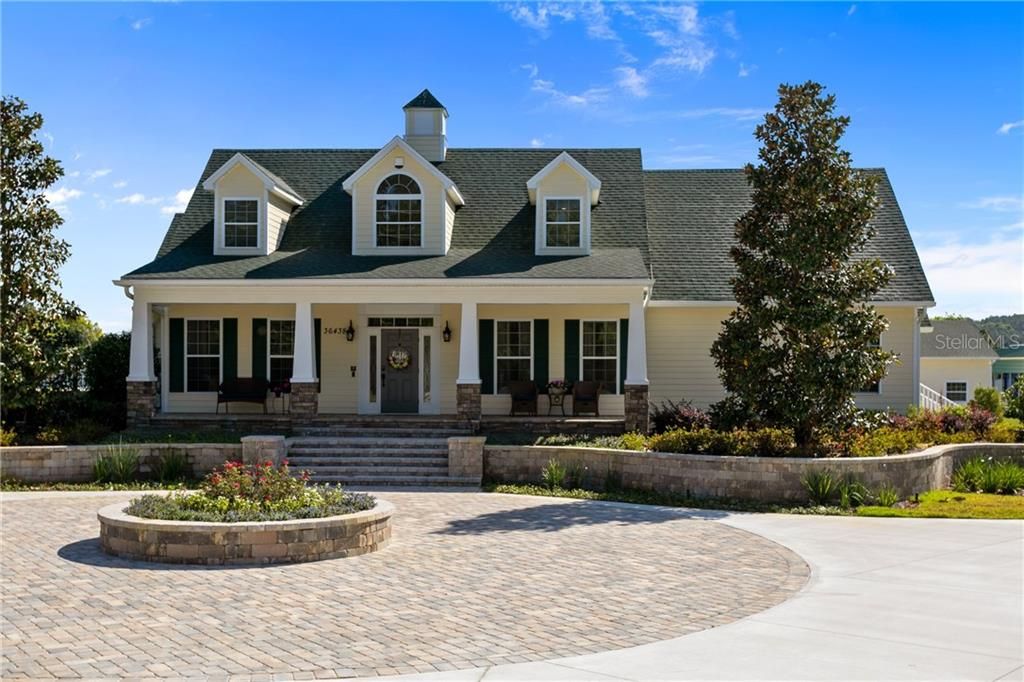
920, 383, 956, 411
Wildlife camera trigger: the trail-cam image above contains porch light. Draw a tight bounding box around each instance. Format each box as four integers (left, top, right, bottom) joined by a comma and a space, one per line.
442, 321, 452, 343
344, 320, 355, 342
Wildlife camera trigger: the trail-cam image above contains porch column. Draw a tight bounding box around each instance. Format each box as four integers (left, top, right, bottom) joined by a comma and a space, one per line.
290, 301, 318, 418
126, 297, 156, 426
456, 301, 481, 427
624, 300, 650, 433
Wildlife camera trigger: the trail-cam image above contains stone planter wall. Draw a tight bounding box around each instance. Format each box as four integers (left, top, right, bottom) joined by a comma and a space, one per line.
0, 443, 242, 483
98, 500, 393, 565
484, 442, 1024, 503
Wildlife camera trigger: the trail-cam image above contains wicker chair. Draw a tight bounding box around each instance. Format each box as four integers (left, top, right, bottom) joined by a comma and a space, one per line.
572, 381, 602, 416
508, 380, 539, 416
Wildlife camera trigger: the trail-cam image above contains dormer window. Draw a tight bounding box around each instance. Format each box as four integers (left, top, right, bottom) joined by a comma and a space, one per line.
223, 199, 259, 248
545, 198, 582, 248
375, 174, 422, 247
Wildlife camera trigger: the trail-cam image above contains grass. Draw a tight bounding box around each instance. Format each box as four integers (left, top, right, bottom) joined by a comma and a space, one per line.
858, 490, 1024, 520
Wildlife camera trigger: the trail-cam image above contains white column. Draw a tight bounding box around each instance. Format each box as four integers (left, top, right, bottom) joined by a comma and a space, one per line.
291, 301, 317, 383
912, 307, 922, 407
625, 300, 648, 385
457, 301, 480, 384
127, 298, 154, 381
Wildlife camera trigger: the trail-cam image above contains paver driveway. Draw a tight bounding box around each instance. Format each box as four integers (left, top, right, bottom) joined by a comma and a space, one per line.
1, 490, 807, 680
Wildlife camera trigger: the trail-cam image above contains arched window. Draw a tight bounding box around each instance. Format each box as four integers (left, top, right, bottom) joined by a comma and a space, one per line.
375, 174, 422, 247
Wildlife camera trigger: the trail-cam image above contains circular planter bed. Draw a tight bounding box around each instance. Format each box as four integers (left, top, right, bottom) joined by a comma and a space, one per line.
98, 499, 394, 565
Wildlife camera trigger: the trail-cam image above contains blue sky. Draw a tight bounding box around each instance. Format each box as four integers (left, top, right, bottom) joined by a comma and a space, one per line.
3, 1, 1022, 330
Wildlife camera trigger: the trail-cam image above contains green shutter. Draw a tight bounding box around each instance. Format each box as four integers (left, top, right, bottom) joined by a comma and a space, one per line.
534, 319, 549, 392
169, 318, 185, 393
619, 318, 629, 394
251, 318, 267, 380
564, 319, 580, 383
222, 318, 238, 382
479, 319, 495, 395
314, 318, 322, 392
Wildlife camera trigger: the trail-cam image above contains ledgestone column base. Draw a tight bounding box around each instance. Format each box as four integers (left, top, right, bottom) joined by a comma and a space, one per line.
624, 384, 650, 434
126, 380, 157, 427
289, 382, 318, 419
456, 383, 482, 430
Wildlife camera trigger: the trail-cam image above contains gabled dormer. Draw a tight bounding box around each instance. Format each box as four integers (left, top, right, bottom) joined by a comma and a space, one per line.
527, 151, 602, 256
342, 136, 465, 256
202, 153, 303, 256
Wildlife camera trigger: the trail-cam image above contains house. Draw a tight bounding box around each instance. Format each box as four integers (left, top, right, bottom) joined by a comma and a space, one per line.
920, 318, 997, 403
116, 89, 934, 431
993, 344, 1024, 391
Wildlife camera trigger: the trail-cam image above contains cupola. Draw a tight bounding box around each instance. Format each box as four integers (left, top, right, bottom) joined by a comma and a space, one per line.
403, 89, 448, 162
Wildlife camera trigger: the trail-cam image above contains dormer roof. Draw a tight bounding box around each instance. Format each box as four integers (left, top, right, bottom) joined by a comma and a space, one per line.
201, 152, 304, 205
526, 151, 602, 205
341, 136, 465, 205
403, 89, 447, 113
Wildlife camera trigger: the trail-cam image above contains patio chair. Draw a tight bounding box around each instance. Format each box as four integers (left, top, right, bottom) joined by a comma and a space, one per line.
217, 378, 270, 414
572, 381, 602, 416
508, 380, 539, 416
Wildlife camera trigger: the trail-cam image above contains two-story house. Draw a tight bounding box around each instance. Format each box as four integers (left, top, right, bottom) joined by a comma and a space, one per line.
117, 89, 934, 431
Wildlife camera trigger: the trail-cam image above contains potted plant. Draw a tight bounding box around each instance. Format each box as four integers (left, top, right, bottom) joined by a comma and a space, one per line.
272, 380, 292, 398
547, 379, 571, 396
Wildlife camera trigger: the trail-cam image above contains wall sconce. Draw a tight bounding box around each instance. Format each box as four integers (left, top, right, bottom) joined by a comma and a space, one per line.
350, 365, 357, 378
344, 320, 355, 342
442, 321, 452, 343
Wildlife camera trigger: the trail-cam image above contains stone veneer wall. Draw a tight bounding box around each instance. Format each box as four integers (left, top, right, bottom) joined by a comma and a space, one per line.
289, 382, 318, 417
484, 442, 1024, 503
623, 385, 649, 433
456, 383, 482, 428
98, 500, 394, 565
0, 444, 242, 483
126, 381, 157, 427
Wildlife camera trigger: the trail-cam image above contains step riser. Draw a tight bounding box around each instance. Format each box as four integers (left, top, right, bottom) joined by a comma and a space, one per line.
291, 457, 447, 465
308, 477, 478, 487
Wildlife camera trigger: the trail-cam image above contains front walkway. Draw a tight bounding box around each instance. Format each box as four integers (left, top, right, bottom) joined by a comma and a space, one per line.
1, 491, 805, 680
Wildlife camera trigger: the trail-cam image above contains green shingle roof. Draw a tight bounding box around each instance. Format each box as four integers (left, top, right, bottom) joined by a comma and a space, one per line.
921, 319, 998, 358
403, 89, 446, 111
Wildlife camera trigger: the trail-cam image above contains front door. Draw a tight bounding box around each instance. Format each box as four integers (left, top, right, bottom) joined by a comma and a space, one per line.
381, 329, 419, 413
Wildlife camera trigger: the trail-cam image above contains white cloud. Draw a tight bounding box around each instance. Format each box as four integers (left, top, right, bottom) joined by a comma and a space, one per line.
614, 66, 649, 98
997, 120, 1024, 135
919, 235, 1024, 317
521, 63, 539, 79
656, 154, 723, 165
116, 192, 161, 205
67, 170, 81, 178
501, 2, 575, 35
131, 18, 152, 31
44, 186, 83, 205
113, 180, 128, 188
531, 78, 609, 109
41, 131, 55, 147
160, 188, 194, 215
847, 4, 857, 16
88, 168, 112, 180
738, 62, 756, 78
530, 138, 545, 148
960, 196, 1024, 212
650, 44, 716, 74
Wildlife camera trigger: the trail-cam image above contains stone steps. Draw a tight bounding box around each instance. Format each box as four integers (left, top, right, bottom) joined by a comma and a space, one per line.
289, 456, 449, 467
314, 475, 479, 487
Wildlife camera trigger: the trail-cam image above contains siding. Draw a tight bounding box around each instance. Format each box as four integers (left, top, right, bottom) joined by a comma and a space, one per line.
213, 165, 265, 256
921, 357, 995, 403
266, 193, 292, 251
312, 304, 360, 413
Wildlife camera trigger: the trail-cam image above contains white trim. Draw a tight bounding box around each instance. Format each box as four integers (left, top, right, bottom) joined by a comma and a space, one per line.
526, 151, 602, 206
647, 299, 937, 308
580, 319, 620, 395
912, 307, 921, 407
117, 277, 652, 288
201, 153, 303, 205
341, 137, 465, 205
267, 318, 296, 385
921, 356, 1000, 362
372, 173, 425, 251
159, 310, 169, 412
537, 196, 588, 256
184, 318, 222, 394
494, 319, 534, 393
944, 379, 969, 403
221, 196, 262, 251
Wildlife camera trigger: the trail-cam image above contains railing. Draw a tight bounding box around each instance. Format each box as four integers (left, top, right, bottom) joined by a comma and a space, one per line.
920, 383, 956, 411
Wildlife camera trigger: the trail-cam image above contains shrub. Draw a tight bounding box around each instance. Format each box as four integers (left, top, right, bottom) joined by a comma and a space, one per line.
875, 484, 900, 507
149, 451, 191, 484
970, 386, 1004, 418
650, 399, 711, 434
541, 458, 567, 490
802, 469, 839, 505
747, 428, 796, 457
93, 444, 140, 483
564, 460, 586, 489
84, 331, 131, 404
708, 396, 755, 431
952, 457, 1024, 495
618, 432, 648, 451
908, 407, 944, 434
990, 418, 1024, 443
939, 406, 969, 434
0, 426, 15, 446
837, 476, 870, 509
966, 406, 997, 438
847, 427, 921, 457
1003, 376, 1024, 420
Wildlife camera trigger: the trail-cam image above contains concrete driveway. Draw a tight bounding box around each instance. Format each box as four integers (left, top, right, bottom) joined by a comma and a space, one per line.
369, 507, 1024, 681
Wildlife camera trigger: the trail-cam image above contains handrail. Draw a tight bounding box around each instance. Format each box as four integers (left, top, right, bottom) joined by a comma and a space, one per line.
920, 383, 957, 411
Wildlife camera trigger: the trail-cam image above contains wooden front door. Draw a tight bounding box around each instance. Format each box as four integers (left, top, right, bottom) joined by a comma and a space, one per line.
381, 329, 419, 413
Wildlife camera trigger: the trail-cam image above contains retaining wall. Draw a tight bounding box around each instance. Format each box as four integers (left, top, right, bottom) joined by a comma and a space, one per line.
483, 443, 1024, 503
0, 444, 242, 483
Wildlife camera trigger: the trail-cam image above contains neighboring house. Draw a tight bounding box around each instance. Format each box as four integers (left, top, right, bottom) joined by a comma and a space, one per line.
993, 344, 1024, 391
920, 319, 997, 403
117, 89, 935, 430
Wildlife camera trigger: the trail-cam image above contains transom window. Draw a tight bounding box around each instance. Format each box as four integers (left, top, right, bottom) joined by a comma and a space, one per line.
269, 320, 295, 386
582, 320, 618, 392
496, 320, 532, 393
375, 174, 422, 247
223, 199, 259, 248
545, 198, 581, 248
945, 381, 968, 403
186, 320, 220, 392
367, 317, 434, 328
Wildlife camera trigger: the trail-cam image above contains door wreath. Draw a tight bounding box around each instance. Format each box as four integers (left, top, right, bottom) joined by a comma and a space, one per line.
387, 347, 411, 370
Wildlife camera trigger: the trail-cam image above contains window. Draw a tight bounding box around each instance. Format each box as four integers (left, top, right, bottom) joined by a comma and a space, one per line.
582, 321, 618, 392
544, 198, 581, 248
186, 320, 220, 392
496, 321, 532, 392
412, 110, 434, 135
375, 174, 422, 247
945, 381, 968, 402
367, 317, 434, 328
223, 199, 259, 248
269, 320, 295, 386
369, 335, 378, 403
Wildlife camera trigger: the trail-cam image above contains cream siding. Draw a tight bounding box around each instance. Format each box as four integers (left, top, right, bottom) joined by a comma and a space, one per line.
403, 109, 446, 162
533, 163, 591, 255
921, 357, 995, 403
266, 193, 292, 251
351, 149, 446, 256
439, 304, 461, 414
213, 165, 267, 256
312, 304, 360, 413
444, 197, 456, 252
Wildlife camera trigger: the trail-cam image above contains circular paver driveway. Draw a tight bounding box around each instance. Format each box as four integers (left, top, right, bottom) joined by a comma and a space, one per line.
1, 491, 807, 680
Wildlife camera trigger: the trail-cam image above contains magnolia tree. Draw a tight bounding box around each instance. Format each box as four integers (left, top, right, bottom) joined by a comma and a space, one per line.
710, 81, 895, 453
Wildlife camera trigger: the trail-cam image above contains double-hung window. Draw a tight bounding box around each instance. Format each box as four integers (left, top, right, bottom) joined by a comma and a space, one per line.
945, 381, 968, 402
375, 174, 422, 247
496, 321, 532, 392
544, 198, 581, 248
269, 320, 295, 386
186, 320, 220, 392
223, 199, 259, 248
582, 320, 618, 391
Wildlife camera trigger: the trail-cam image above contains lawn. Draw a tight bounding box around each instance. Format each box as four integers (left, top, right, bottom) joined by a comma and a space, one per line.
858, 490, 1024, 520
